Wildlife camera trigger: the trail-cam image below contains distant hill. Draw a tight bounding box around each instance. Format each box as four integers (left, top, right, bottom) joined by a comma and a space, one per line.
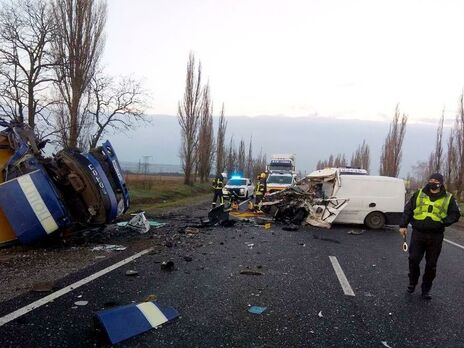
110, 114, 443, 177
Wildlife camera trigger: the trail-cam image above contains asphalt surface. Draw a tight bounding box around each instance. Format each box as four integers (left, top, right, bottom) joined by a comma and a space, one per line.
1, 207, 464, 347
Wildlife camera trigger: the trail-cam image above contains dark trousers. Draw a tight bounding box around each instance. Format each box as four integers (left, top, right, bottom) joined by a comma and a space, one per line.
212, 190, 223, 206
408, 230, 444, 291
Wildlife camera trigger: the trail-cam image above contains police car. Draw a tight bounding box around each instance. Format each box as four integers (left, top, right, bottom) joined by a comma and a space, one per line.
223, 176, 255, 199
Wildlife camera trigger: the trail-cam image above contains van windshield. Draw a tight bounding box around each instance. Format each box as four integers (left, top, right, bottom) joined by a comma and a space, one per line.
267, 175, 293, 184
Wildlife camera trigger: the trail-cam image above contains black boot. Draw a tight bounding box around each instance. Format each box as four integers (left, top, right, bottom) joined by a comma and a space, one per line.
421, 289, 432, 300
407, 284, 416, 293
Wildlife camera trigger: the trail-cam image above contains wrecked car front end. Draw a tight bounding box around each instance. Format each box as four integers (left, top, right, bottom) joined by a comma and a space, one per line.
261, 168, 349, 228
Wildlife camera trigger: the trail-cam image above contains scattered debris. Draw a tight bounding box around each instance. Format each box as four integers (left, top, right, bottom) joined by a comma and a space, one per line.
184, 227, 200, 234
91, 244, 127, 252
161, 261, 175, 271
143, 294, 157, 302
248, 306, 267, 314
240, 269, 263, 276
318, 311, 323, 318
125, 270, 138, 276
183, 256, 193, 262
117, 212, 167, 228
264, 223, 272, 230
245, 242, 254, 249
282, 225, 299, 231
126, 212, 150, 234
207, 205, 230, 225
95, 301, 179, 344
347, 230, 364, 235
74, 301, 88, 306
32, 281, 55, 293
381, 341, 393, 348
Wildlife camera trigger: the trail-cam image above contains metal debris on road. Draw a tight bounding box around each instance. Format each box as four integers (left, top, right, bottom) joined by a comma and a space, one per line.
95, 301, 179, 344
91, 244, 127, 252
143, 294, 157, 302
282, 225, 299, 231
160, 261, 175, 271
347, 230, 364, 235
381, 341, 393, 348
74, 301, 88, 306
121, 212, 151, 234
31, 281, 55, 293
240, 269, 263, 276
318, 311, 323, 318
125, 270, 138, 276
248, 306, 267, 314
184, 227, 200, 234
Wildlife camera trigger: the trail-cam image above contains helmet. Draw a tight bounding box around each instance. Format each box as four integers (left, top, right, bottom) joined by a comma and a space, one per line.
260, 173, 266, 179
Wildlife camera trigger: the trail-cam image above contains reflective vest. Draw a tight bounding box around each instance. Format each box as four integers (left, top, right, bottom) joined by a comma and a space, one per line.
413, 189, 452, 222
212, 178, 223, 190
255, 182, 265, 195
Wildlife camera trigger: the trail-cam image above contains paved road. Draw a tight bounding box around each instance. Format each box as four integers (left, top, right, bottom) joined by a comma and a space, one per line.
1, 217, 464, 347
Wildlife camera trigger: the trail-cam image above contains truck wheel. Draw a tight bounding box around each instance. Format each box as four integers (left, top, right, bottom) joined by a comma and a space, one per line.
365, 212, 385, 229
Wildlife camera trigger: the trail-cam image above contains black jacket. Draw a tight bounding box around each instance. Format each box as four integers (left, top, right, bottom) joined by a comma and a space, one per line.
400, 186, 461, 233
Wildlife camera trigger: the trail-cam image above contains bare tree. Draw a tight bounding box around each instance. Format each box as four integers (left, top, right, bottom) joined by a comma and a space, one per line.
0, 0, 57, 129
453, 93, 464, 199
252, 149, 266, 178
226, 136, 237, 175
215, 103, 227, 175
445, 128, 457, 190
52, 0, 107, 148
197, 83, 214, 182
429, 110, 445, 173
379, 104, 408, 177
178, 52, 202, 185
245, 137, 253, 178
85, 72, 148, 149
237, 139, 246, 172
351, 140, 370, 171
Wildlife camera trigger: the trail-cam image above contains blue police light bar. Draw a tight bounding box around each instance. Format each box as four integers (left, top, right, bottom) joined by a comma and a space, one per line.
231, 175, 242, 179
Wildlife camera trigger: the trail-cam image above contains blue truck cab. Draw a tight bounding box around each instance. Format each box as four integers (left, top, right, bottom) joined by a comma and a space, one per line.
0, 120, 129, 245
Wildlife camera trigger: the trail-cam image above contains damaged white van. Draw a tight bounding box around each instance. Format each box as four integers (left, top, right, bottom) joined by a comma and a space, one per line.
309, 168, 405, 229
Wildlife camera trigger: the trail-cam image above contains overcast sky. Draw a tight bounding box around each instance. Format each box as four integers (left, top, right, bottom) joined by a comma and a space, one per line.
102, 0, 464, 123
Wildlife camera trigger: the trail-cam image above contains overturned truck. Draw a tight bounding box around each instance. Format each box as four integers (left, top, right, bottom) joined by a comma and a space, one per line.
0, 120, 129, 245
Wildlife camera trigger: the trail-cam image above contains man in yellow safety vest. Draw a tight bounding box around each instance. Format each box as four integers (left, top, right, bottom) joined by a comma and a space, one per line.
254, 172, 267, 210
211, 173, 224, 208
399, 173, 460, 300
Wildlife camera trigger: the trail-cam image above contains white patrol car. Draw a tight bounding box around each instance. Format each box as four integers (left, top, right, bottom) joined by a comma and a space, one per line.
223, 177, 255, 199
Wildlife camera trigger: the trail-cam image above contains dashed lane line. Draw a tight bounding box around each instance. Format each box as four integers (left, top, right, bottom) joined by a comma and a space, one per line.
329, 256, 355, 297
0, 247, 154, 327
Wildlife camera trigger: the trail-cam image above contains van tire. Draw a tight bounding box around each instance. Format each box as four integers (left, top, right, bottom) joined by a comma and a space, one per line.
365, 211, 385, 229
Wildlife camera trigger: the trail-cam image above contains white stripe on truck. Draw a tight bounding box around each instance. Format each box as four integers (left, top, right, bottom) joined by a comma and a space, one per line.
17, 174, 58, 234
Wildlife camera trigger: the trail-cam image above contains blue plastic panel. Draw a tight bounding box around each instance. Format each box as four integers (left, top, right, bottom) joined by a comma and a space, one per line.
96, 301, 179, 344
0, 169, 70, 244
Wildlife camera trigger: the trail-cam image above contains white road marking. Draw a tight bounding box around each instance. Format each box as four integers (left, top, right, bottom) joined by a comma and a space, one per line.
329, 256, 355, 297
0, 247, 154, 327
444, 238, 464, 251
